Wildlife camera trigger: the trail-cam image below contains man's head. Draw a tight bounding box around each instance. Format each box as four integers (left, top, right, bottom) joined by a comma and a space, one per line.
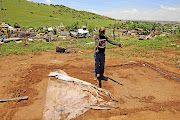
99, 28, 105, 36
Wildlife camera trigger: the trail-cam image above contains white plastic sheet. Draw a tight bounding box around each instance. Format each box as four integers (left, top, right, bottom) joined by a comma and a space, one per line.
43, 70, 119, 120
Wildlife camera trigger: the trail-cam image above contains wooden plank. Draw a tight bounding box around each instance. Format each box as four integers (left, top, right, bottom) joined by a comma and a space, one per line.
3, 38, 21, 42
0, 96, 28, 102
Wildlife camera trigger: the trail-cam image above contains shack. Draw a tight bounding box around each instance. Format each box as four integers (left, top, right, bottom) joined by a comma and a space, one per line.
0, 25, 8, 31
0, 25, 8, 38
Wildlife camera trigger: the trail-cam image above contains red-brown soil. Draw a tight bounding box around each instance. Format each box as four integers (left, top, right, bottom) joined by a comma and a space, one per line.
172, 39, 180, 43
0, 46, 180, 120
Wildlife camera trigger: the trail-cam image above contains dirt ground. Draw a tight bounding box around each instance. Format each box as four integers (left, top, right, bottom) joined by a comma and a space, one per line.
0, 45, 180, 120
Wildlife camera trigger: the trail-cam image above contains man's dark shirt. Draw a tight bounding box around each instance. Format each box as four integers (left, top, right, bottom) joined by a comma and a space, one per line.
95, 35, 116, 53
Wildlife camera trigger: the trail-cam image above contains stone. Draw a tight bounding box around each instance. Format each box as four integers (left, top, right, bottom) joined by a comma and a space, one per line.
56, 46, 67, 53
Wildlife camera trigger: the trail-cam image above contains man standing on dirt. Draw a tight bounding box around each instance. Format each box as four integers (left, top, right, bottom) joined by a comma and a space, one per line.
94, 28, 122, 81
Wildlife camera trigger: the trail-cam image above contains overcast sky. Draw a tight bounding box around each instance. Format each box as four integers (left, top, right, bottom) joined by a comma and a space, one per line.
27, 0, 180, 21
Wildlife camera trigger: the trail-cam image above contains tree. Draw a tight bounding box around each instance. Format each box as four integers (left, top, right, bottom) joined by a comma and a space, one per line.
65, 21, 79, 31
14, 23, 20, 28
65, 25, 71, 32
87, 25, 95, 37
72, 21, 79, 29
53, 29, 57, 35
108, 24, 113, 29
177, 28, 180, 33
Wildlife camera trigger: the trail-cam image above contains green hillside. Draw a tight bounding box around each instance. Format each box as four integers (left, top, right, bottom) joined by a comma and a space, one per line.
0, 0, 116, 28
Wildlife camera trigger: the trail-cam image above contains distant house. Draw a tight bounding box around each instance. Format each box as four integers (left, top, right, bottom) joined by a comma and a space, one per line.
60, 31, 69, 36
70, 26, 90, 38
0, 25, 8, 31
43, 27, 47, 30
60, 23, 65, 31
1, 23, 14, 31
48, 27, 53, 31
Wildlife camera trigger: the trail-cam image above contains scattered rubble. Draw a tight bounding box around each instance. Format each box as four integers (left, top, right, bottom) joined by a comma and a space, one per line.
56, 46, 67, 53
21, 63, 28, 65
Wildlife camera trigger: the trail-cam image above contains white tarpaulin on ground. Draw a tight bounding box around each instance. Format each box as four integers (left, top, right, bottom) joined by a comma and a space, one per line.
43, 70, 119, 120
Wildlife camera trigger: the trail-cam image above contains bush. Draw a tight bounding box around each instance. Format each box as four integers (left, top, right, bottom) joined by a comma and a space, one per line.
38, 30, 45, 33
14, 23, 21, 28
53, 29, 57, 35
176, 34, 180, 38
49, 15, 53, 17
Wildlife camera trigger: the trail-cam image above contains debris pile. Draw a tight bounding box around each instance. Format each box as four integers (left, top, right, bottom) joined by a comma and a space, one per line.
56, 46, 67, 53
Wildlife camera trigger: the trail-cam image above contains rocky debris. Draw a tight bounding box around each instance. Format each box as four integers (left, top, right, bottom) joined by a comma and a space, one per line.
56, 46, 67, 53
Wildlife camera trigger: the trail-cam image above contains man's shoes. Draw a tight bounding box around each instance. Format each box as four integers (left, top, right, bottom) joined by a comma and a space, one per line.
100, 76, 108, 81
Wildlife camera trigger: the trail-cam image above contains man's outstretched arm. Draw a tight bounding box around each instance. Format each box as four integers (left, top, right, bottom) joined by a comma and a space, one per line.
106, 37, 122, 48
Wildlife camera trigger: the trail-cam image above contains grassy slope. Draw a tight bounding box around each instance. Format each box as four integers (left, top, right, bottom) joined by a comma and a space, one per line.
0, 0, 117, 28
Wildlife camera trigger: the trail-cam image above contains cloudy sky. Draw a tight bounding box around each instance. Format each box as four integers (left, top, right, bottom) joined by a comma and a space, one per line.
27, 0, 180, 21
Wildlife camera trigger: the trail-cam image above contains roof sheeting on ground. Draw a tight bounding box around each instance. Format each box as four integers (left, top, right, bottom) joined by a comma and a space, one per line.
43, 70, 119, 120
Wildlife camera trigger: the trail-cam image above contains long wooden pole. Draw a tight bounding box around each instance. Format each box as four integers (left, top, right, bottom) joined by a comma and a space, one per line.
0, 96, 28, 102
